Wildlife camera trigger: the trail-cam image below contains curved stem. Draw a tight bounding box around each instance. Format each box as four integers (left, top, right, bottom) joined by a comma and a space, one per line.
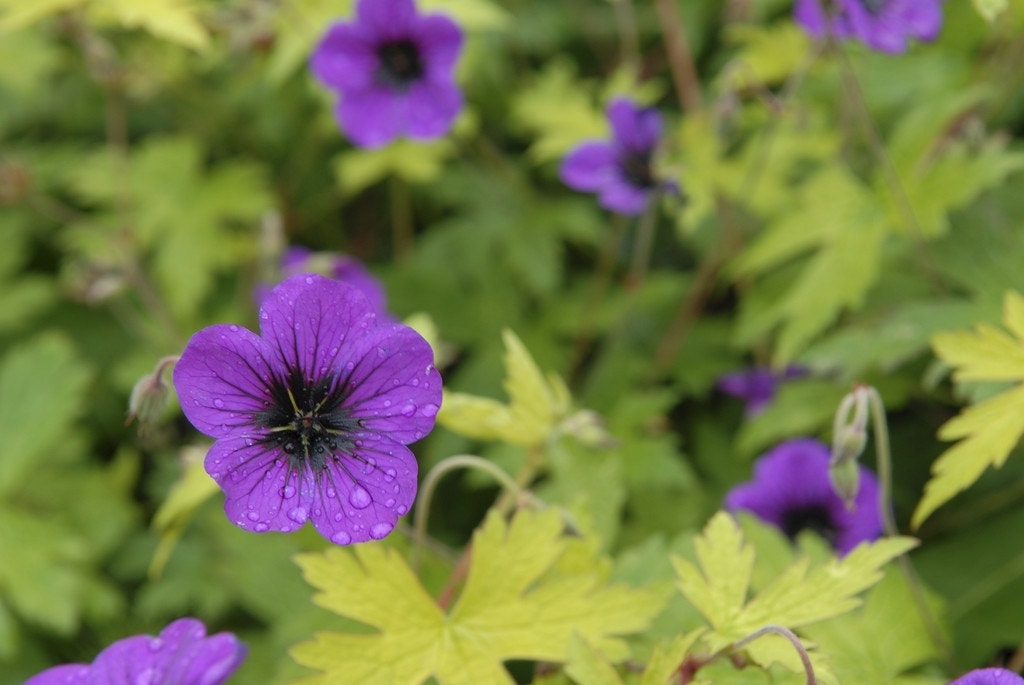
863, 386, 952, 663
412, 455, 523, 572
731, 625, 817, 685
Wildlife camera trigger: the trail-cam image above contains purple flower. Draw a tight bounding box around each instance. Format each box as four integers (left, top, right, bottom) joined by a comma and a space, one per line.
173, 273, 441, 545
26, 618, 246, 685
725, 438, 881, 555
560, 98, 673, 216
310, 0, 464, 148
256, 247, 393, 322
717, 365, 806, 417
794, 0, 943, 54
949, 669, 1024, 685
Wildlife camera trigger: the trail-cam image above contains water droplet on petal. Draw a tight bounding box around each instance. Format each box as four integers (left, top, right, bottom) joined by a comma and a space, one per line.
288, 507, 308, 524
331, 531, 352, 545
254, 522, 269, 532
247, 511, 260, 522
396, 504, 408, 515
135, 667, 161, 685
384, 498, 395, 508
349, 486, 372, 509
334, 513, 343, 522
383, 468, 396, 483
305, 275, 314, 284
213, 398, 225, 408
401, 403, 416, 417
369, 522, 393, 539
383, 399, 392, 408
281, 485, 296, 498
326, 487, 336, 498
421, 403, 439, 418
146, 638, 163, 653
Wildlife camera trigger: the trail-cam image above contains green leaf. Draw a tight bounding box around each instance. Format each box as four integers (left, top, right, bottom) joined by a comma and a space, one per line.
718, 22, 811, 89
438, 329, 571, 446
672, 512, 917, 651
913, 291, 1024, 528
973, 0, 1008, 21
0, 0, 84, 32
0, 333, 92, 496
565, 635, 622, 685
150, 444, 221, 578
564, 630, 705, 685
291, 508, 667, 685
732, 166, 888, 363
90, 0, 210, 50
333, 139, 456, 197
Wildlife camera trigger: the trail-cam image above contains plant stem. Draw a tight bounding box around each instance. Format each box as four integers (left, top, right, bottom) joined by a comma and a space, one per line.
655, 0, 701, 113
731, 625, 817, 685
627, 196, 660, 289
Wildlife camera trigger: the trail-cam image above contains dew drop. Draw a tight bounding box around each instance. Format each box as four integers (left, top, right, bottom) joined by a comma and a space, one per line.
400, 403, 416, 417
383, 399, 392, 408
410, 378, 420, 387
334, 513, 343, 522
281, 485, 296, 498
134, 667, 160, 685
305, 275, 315, 284
253, 522, 269, 532
331, 531, 352, 545
421, 403, 439, 418
349, 486, 372, 509
396, 504, 408, 515
384, 498, 395, 508
326, 487, 337, 498
393, 484, 400, 494
229, 324, 239, 331
213, 398, 225, 408
288, 507, 308, 524
146, 638, 163, 653
369, 522, 393, 539
246, 511, 260, 522
383, 468, 396, 483
377, 346, 387, 357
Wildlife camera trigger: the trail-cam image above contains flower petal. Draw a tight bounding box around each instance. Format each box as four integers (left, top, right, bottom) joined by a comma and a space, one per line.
336, 87, 406, 148
404, 78, 463, 140
793, 0, 828, 37
356, 0, 418, 40
258, 274, 377, 384
414, 13, 464, 75
342, 323, 442, 444
24, 664, 91, 685
598, 180, 650, 216
607, 98, 661, 153
949, 669, 1024, 685
310, 22, 377, 91
560, 142, 617, 192
308, 433, 418, 544
173, 325, 277, 439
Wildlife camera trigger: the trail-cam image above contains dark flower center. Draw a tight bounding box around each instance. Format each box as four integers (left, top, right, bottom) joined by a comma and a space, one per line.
376, 39, 424, 90
859, 0, 887, 14
257, 369, 361, 473
780, 505, 837, 546
618, 150, 656, 190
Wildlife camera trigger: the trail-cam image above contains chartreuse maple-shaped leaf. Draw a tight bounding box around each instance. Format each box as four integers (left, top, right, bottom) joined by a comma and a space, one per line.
912, 291, 1024, 528
438, 329, 571, 447
672, 513, 915, 676
565, 630, 705, 685
291, 508, 666, 685
149, 445, 220, 578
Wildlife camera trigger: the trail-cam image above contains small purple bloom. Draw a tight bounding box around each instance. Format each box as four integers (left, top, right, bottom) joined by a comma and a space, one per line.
173, 273, 441, 544
256, 247, 393, 322
725, 438, 881, 555
717, 365, 806, 417
26, 618, 246, 685
310, 0, 464, 148
794, 0, 943, 54
560, 98, 673, 216
949, 669, 1024, 685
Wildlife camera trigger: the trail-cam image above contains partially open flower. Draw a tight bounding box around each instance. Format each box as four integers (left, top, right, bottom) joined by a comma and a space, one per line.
794, 0, 944, 54
725, 438, 881, 555
26, 618, 246, 685
310, 0, 464, 147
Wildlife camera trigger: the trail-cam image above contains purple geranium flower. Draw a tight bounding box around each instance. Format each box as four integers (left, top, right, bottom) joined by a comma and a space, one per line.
26, 618, 246, 685
717, 365, 806, 417
794, 0, 943, 54
310, 0, 464, 148
949, 669, 1024, 685
255, 247, 393, 322
725, 438, 881, 555
560, 98, 673, 216
173, 273, 441, 545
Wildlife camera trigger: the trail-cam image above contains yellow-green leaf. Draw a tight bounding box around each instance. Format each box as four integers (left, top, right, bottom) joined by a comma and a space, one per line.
149, 445, 221, 578
913, 291, 1024, 528
973, 0, 1008, 21
438, 329, 571, 446
91, 0, 210, 50
292, 508, 666, 685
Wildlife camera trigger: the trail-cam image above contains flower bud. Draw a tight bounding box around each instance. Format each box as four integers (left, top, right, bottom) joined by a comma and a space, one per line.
127, 371, 169, 434
829, 458, 861, 511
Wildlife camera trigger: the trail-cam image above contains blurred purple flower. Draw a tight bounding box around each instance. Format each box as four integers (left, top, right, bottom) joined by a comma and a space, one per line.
256, 247, 393, 322
949, 669, 1024, 685
26, 618, 246, 685
725, 438, 881, 555
794, 0, 943, 54
560, 98, 674, 216
173, 273, 441, 545
310, 0, 464, 148
717, 365, 806, 417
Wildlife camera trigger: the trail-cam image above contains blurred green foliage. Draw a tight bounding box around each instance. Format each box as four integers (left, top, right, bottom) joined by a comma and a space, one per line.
2, 0, 1024, 682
